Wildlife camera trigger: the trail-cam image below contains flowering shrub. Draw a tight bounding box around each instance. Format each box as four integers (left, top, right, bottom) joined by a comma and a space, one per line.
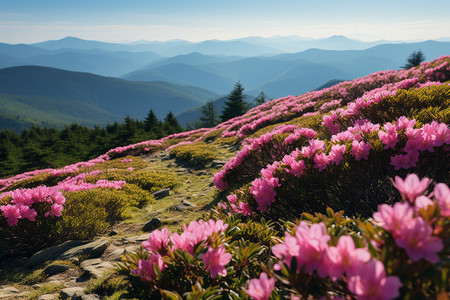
117, 174, 449, 299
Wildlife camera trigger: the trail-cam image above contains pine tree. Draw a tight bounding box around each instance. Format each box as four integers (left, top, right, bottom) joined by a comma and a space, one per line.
401, 51, 425, 69
199, 101, 219, 128
254, 91, 269, 106
163, 111, 183, 134
144, 109, 159, 132
221, 81, 248, 122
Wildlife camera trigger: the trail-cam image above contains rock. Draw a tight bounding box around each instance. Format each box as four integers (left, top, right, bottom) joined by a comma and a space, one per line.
59, 238, 109, 261
182, 199, 196, 207
102, 245, 139, 261
0, 286, 20, 299
211, 160, 227, 168
26, 238, 108, 268
108, 230, 119, 236
80, 258, 114, 279
60, 287, 85, 299
124, 233, 149, 243
38, 294, 58, 300
43, 264, 69, 276
26, 240, 86, 268
152, 188, 170, 199
142, 217, 162, 232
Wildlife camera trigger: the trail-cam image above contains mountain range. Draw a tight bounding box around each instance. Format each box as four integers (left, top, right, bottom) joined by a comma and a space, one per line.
0, 35, 449, 131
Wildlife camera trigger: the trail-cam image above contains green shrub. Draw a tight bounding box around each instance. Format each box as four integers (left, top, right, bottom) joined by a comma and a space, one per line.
169, 142, 218, 167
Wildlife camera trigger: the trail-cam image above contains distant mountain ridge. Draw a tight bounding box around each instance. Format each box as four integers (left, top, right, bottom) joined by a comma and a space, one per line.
0, 66, 218, 131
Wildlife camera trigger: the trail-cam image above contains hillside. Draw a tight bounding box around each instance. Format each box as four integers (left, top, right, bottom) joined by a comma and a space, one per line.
0, 57, 449, 299
0, 66, 218, 130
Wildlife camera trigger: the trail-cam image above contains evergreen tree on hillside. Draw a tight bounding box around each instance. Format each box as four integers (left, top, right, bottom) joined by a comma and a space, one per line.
221, 81, 248, 122
144, 109, 159, 131
163, 111, 183, 134
199, 101, 219, 128
401, 51, 425, 69
254, 91, 269, 106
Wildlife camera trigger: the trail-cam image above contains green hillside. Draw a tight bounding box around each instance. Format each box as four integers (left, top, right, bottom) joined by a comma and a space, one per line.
0, 66, 218, 130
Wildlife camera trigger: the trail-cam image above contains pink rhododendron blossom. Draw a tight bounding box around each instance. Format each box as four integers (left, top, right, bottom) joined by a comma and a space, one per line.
434, 182, 450, 217
239, 202, 252, 216
213, 170, 228, 190
273, 222, 330, 276
347, 260, 402, 300
391, 174, 431, 202
227, 194, 237, 203
350, 140, 371, 161
414, 195, 434, 212
202, 245, 231, 278
327, 144, 346, 165
313, 152, 330, 171
142, 228, 171, 253
250, 177, 280, 212
1, 204, 21, 226
170, 232, 194, 254
323, 236, 371, 281
131, 254, 165, 282
373, 202, 414, 237
395, 217, 443, 263
244, 272, 275, 300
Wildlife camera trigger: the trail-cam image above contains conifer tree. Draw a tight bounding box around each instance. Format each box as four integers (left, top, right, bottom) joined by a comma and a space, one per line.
401, 51, 425, 69
254, 91, 269, 106
199, 101, 219, 128
144, 109, 159, 132
221, 81, 248, 122
163, 111, 183, 134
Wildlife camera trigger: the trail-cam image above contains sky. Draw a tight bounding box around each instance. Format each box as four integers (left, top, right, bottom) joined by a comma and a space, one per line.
1, 0, 450, 44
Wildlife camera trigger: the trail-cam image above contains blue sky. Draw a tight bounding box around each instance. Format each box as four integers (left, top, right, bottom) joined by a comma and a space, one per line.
1, 0, 449, 43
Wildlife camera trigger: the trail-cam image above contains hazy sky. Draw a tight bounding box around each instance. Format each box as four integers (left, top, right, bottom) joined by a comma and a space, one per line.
1, 0, 450, 44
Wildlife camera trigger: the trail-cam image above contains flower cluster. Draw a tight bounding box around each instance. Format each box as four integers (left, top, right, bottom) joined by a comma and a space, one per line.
0, 186, 66, 226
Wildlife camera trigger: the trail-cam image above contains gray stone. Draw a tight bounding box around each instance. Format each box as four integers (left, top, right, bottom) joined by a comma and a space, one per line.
0, 286, 20, 299
38, 294, 58, 300
211, 160, 227, 168
80, 295, 100, 300
80, 258, 114, 279
142, 217, 162, 232
60, 287, 86, 299
102, 245, 139, 261
43, 264, 69, 276
182, 199, 196, 207
25, 240, 86, 268
152, 188, 170, 199
59, 238, 109, 261
125, 233, 149, 243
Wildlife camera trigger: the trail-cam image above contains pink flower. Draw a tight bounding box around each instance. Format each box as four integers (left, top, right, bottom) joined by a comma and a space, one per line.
250, 177, 280, 212
395, 217, 443, 263
244, 273, 275, 300
327, 144, 346, 165
313, 152, 330, 171
142, 227, 171, 253
373, 202, 414, 237
131, 254, 165, 282
414, 196, 434, 212
391, 174, 431, 202
347, 260, 402, 300
323, 236, 371, 280
170, 232, 194, 254
202, 245, 232, 278
434, 183, 450, 217
1, 204, 21, 226
227, 194, 237, 203
239, 202, 252, 216
350, 140, 371, 161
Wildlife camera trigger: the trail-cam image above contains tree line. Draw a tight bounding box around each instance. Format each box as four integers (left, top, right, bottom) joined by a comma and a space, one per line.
0, 111, 183, 178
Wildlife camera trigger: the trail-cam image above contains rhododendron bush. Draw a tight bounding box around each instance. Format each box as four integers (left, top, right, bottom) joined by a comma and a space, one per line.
118, 174, 449, 299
